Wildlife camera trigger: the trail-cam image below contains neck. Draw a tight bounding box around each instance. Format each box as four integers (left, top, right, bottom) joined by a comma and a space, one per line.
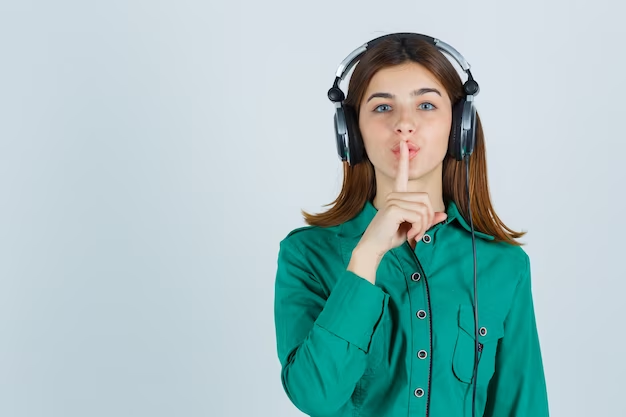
372, 162, 445, 213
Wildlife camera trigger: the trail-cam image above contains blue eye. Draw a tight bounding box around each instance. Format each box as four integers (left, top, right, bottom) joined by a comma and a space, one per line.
374, 104, 392, 113
373, 102, 437, 113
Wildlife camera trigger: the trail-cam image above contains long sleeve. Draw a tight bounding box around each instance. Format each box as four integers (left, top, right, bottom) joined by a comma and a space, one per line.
483, 255, 550, 417
273, 237, 389, 416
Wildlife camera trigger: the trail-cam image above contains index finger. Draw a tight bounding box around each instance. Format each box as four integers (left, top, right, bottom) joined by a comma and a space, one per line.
394, 139, 409, 192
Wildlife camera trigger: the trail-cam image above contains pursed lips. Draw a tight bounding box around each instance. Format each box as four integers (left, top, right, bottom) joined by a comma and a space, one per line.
391, 141, 420, 158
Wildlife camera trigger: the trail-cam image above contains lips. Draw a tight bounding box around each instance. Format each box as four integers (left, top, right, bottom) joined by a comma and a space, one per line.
391, 142, 420, 159
391, 141, 419, 153
392, 148, 420, 160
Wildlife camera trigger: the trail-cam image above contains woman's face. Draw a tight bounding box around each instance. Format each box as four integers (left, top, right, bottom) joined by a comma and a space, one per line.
358, 62, 453, 184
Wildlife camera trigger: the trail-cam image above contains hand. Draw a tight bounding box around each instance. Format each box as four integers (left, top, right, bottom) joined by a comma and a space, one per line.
357, 139, 448, 258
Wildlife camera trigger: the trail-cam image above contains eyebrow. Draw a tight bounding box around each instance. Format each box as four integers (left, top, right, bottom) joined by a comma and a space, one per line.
365, 88, 442, 103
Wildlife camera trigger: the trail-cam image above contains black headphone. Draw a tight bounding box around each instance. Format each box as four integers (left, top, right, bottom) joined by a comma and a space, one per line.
328, 32, 484, 417
327, 32, 480, 166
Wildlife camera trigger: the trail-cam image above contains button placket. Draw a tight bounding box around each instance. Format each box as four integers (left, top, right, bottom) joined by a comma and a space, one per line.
412, 230, 435, 267
412, 304, 429, 403
404, 242, 432, 409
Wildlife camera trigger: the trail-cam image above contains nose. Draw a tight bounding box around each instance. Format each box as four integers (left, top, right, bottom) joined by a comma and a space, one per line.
395, 124, 415, 135
394, 107, 416, 136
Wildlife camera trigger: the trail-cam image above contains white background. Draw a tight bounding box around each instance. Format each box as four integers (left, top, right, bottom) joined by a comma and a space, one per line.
1, 0, 624, 416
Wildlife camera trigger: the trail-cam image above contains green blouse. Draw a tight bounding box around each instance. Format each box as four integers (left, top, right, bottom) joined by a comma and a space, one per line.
274, 199, 549, 416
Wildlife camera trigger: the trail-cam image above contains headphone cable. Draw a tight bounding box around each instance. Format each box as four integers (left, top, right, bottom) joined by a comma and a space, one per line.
464, 154, 479, 417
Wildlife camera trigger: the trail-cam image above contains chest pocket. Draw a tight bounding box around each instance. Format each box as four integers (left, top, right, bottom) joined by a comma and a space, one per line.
452, 304, 504, 384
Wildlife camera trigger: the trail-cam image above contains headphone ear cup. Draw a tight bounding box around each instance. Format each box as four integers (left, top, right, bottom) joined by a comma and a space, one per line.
449, 98, 466, 161
333, 107, 348, 162
464, 101, 477, 156
344, 105, 365, 165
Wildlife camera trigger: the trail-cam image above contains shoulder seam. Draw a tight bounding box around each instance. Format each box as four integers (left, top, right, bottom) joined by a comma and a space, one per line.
286, 225, 314, 238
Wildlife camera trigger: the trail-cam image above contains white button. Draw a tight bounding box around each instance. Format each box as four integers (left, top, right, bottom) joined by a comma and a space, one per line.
414, 388, 425, 397
479, 326, 488, 336
411, 272, 421, 281
422, 234, 431, 244
416, 310, 427, 319
417, 350, 428, 359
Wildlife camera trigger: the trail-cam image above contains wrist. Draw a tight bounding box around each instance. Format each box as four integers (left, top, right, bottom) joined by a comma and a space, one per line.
348, 244, 383, 284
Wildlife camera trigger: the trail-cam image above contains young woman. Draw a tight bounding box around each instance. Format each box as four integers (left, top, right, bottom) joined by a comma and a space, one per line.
274, 33, 549, 417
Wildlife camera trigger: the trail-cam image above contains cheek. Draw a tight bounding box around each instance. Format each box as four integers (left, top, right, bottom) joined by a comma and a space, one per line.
432, 114, 453, 143
358, 118, 384, 148
358, 125, 389, 167
359, 115, 383, 132
420, 118, 452, 159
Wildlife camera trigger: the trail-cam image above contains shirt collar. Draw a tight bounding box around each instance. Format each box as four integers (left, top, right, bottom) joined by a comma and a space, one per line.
339, 198, 495, 241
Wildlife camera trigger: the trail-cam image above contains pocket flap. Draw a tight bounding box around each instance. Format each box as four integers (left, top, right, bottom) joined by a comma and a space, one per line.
458, 304, 504, 343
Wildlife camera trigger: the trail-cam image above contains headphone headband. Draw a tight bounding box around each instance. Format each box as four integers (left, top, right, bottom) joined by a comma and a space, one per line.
331, 33, 475, 96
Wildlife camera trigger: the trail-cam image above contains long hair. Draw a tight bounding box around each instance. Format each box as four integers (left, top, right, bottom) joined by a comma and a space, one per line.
302, 35, 526, 245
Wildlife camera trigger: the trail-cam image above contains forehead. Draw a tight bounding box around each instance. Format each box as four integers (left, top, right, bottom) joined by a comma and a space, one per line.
364, 62, 448, 98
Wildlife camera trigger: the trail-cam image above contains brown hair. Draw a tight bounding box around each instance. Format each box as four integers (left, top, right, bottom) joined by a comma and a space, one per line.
302, 35, 526, 245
